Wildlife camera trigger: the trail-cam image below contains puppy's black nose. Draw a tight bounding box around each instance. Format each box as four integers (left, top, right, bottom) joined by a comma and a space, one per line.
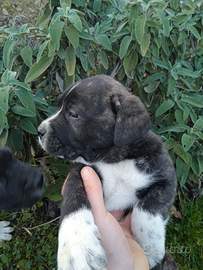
38, 128, 47, 138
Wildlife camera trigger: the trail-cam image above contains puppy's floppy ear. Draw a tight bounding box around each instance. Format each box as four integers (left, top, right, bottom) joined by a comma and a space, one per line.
112, 94, 151, 147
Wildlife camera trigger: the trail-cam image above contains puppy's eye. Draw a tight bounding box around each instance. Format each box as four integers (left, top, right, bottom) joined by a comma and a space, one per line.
69, 112, 80, 118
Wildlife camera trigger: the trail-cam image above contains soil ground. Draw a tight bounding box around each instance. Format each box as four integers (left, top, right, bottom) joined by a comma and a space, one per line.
0, 0, 46, 28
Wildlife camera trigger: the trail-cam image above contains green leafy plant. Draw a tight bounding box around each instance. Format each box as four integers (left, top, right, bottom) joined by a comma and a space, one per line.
0, 69, 56, 161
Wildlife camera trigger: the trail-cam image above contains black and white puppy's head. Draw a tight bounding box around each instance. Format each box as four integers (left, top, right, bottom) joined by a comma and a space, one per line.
38, 75, 151, 161
0, 147, 45, 210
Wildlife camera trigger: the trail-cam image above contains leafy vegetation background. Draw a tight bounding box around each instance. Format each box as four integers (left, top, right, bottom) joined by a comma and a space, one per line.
0, 0, 203, 269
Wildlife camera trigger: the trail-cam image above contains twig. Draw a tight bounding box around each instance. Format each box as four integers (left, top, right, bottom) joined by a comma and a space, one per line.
23, 216, 60, 236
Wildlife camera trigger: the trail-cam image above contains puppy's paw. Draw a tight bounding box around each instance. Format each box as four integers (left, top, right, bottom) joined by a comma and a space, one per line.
58, 208, 107, 270
0, 221, 14, 242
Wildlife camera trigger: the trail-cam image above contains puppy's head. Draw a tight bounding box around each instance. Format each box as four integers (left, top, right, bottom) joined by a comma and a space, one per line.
0, 147, 45, 210
38, 75, 150, 161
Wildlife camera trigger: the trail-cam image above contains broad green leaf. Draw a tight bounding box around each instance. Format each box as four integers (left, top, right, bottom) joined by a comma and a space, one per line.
80, 54, 89, 72
79, 32, 93, 40
19, 118, 38, 135
161, 36, 170, 56
130, 4, 139, 21
68, 11, 82, 32
164, 138, 177, 150
50, 20, 64, 51
178, 31, 187, 45
152, 58, 170, 70
65, 25, 79, 48
25, 55, 54, 83
176, 100, 185, 111
0, 109, 9, 129
60, 0, 71, 7
1, 69, 9, 84
144, 81, 159, 93
36, 5, 53, 27
12, 104, 36, 117
180, 172, 189, 187
156, 9, 170, 37
170, 0, 178, 9
0, 129, 8, 147
195, 131, 203, 140
174, 144, 189, 163
185, 0, 195, 9
3, 37, 17, 69
0, 86, 9, 113
37, 40, 50, 62
87, 51, 96, 69
99, 51, 108, 70
20, 46, 32, 68
135, 15, 146, 44
183, 105, 190, 121
155, 99, 175, 117
182, 133, 196, 151
176, 157, 190, 178
57, 48, 66, 59
179, 77, 193, 90
119, 36, 132, 59
123, 50, 138, 75
11, 128, 23, 153
15, 88, 36, 113
140, 32, 150, 56
144, 73, 163, 84
157, 124, 189, 134
177, 67, 199, 78
65, 46, 76, 76
96, 34, 112, 51
48, 40, 55, 57
152, 43, 159, 58
191, 156, 200, 175
167, 77, 176, 96
93, 0, 101, 12
193, 118, 203, 132
187, 25, 201, 39
9, 80, 31, 91
175, 110, 184, 124
197, 155, 203, 175
181, 96, 203, 108
4, 28, 19, 35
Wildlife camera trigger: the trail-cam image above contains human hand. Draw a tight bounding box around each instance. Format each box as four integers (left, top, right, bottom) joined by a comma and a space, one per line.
80, 166, 149, 270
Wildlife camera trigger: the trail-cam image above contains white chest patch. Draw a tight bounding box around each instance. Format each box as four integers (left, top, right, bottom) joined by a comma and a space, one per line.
74, 157, 152, 212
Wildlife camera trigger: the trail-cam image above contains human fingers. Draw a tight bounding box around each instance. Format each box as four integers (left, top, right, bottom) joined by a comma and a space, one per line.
61, 173, 69, 195
81, 166, 107, 220
111, 210, 126, 221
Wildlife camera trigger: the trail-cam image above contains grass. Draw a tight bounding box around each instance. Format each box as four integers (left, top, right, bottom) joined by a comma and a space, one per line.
0, 201, 58, 270
166, 195, 203, 270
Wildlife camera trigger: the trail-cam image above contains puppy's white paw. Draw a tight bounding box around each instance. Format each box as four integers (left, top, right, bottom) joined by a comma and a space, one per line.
0, 221, 14, 243
58, 208, 107, 270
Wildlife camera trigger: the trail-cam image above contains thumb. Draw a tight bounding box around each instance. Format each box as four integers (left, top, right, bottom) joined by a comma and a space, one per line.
81, 166, 106, 219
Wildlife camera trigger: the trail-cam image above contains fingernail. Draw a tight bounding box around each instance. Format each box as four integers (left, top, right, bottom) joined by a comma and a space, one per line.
82, 168, 90, 181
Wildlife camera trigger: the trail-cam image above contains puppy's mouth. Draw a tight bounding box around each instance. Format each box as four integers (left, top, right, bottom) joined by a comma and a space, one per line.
38, 134, 82, 161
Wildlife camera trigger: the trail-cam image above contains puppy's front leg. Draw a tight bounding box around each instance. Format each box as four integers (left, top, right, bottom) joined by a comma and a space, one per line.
58, 163, 107, 270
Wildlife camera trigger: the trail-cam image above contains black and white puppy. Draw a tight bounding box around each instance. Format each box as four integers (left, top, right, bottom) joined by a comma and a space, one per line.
0, 147, 45, 211
38, 75, 177, 270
